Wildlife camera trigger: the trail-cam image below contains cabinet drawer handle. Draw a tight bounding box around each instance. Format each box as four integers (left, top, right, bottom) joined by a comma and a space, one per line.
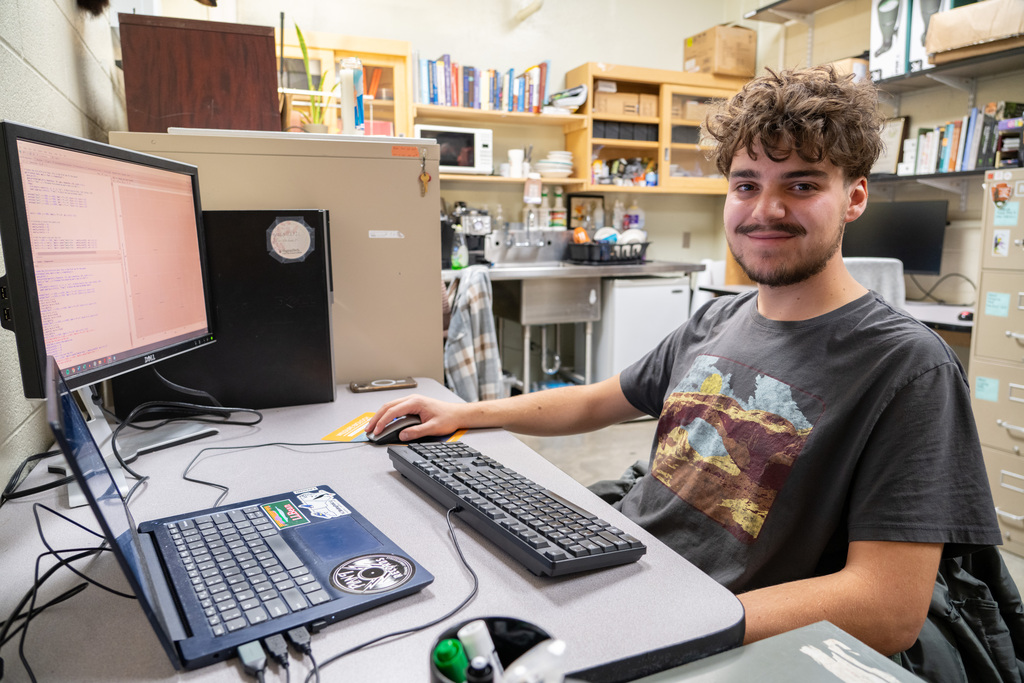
996, 507, 1024, 527
998, 419, 1024, 436
1012, 383, 1024, 404
1006, 331, 1024, 342
1000, 470, 1024, 494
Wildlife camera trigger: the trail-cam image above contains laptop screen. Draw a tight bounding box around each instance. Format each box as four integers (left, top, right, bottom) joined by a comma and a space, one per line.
45, 356, 181, 665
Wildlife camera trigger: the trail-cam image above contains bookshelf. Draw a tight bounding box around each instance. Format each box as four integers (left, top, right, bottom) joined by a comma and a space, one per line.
276, 30, 414, 137
564, 63, 746, 195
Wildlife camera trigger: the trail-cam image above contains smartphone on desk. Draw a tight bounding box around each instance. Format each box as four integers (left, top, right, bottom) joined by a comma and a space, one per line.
349, 377, 418, 393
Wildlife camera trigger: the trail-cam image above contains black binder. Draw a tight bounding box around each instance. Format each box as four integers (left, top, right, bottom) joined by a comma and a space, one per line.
112, 209, 334, 416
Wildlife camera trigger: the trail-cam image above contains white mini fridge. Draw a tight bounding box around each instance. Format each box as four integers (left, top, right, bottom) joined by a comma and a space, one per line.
586, 277, 692, 383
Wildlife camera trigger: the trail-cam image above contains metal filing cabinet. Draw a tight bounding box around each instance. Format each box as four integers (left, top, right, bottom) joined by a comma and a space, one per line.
969, 168, 1024, 556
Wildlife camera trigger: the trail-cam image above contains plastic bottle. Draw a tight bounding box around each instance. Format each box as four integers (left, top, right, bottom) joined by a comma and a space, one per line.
592, 200, 605, 230
624, 199, 645, 230
451, 224, 469, 269
523, 203, 539, 231
550, 186, 567, 228
611, 199, 626, 232
340, 57, 364, 134
493, 204, 506, 231
539, 190, 551, 228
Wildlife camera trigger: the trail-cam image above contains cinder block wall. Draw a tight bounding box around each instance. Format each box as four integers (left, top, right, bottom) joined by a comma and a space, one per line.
0, 0, 126, 486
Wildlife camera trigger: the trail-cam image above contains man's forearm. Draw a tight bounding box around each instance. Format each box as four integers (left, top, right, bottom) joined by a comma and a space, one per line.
738, 540, 941, 655
457, 377, 642, 436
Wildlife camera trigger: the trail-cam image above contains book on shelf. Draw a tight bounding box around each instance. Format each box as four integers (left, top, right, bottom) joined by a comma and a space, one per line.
415, 54, 553, 114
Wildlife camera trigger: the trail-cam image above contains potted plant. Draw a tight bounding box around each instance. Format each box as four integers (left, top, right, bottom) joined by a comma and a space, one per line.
295, 22, 336, 133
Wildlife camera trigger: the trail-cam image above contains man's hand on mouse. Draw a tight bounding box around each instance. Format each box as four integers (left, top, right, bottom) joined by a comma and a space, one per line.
366, 394, 466, 441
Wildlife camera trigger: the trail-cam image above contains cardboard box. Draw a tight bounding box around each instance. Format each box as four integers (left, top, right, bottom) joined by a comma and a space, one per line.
926, 0, 1024, 64
684, 25, 756, 78
639, 93, 659, 117
869, 0, 912, 81
594, 91, 639, 116
829, 57, 869, 81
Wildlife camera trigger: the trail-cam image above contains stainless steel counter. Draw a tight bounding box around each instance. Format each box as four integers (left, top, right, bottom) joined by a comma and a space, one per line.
443, 260, 705, 282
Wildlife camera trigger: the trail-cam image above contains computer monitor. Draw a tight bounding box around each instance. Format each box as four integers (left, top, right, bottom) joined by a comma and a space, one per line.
0, 121, 216, 495
842, 199, 949, 276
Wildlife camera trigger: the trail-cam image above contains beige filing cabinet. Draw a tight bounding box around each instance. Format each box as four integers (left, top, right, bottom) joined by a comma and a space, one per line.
110, 130, 443, 386
969, 168, 1024, 556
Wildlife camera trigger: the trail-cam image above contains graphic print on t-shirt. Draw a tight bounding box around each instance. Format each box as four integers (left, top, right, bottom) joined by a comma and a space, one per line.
652, 355, 824, 544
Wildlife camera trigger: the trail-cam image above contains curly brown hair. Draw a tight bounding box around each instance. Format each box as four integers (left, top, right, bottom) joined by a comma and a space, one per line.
703, 65, 884, 182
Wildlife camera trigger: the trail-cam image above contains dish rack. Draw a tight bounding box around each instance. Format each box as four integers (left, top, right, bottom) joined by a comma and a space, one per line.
567, 241, 649, 265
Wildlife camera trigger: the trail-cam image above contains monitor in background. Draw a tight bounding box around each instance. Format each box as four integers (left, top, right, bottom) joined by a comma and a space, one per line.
0, 121, 216, 496
842, 199, 949, 276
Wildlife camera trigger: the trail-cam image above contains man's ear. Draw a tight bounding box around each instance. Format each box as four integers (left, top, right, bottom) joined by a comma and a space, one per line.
844, 177, 869, 223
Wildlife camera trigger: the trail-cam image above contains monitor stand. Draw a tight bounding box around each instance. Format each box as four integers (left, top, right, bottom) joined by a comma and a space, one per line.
64, 386, 218, 508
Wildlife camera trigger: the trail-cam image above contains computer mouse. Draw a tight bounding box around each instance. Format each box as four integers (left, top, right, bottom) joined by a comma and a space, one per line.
958, 310, 974, 321
367, 414, 422, 445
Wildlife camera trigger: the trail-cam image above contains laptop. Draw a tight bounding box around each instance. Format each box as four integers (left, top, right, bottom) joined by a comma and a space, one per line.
45, 357, 434, 670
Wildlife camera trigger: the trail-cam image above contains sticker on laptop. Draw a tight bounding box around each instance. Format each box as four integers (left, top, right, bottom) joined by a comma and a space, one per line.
295, 488, 351, 519
261, 500, 310, 529
330, 554, 415, 594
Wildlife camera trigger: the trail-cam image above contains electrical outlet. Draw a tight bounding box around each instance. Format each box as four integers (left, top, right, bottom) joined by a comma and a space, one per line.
682, 231, 691, 249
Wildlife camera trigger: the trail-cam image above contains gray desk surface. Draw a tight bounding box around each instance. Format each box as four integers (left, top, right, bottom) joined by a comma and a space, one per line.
0, 379, 744, 682
697, 284, 973, 333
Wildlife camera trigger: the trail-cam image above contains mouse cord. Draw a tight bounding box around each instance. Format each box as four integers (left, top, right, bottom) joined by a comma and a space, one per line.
302, 506, 480, 683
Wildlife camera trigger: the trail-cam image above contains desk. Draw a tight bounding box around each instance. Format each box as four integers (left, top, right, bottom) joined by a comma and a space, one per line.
447, 261, 704, 391
0, 379, 744, 682
697, 285, 974, 336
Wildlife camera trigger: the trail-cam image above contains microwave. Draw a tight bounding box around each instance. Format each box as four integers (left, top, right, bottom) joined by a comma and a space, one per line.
414, 124, 493, 175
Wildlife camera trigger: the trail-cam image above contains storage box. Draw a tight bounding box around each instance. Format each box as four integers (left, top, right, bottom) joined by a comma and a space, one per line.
926, 0, 1024, 64
593, 91, 640, 116
828, 57, 869, 81
639, 94, 658, 117
684, 25, 756, 78
869, 0, 912, 81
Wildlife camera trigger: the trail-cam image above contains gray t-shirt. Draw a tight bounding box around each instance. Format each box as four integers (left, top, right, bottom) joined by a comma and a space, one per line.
619, 290, 1000, 593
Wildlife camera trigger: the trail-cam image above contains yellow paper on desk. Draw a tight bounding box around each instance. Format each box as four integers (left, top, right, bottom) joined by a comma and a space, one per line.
324, 413, 374, 442
322, 413, 467, 443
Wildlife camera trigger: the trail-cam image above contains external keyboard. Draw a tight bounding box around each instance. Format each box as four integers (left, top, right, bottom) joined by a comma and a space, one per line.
388, 441, 646, 576
166, 508, 325, 636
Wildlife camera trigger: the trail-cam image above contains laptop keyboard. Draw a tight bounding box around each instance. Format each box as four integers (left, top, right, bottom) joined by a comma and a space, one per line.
166, 507, 326, 637
388, 442, 646, 577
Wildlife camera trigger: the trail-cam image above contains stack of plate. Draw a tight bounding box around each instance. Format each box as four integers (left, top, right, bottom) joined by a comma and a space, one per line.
534, 151, 574, 179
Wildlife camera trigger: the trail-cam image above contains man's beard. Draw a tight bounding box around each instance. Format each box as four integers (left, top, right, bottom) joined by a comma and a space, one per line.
728, 221, 845, 288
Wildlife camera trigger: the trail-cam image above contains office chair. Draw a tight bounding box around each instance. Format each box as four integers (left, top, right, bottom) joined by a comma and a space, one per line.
844, 257, 906, 309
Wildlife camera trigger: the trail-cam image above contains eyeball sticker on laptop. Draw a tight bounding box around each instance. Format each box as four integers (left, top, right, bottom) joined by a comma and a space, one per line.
330, 554, 415, 594
267, 217, 315, 263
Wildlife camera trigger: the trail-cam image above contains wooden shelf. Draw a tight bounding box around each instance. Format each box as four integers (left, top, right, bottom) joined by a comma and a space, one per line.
415, 104, 585, 126
670, 143, 702, 151
438, 174, 585, 186
591, 138, 659, 150
593, 113, 660, 125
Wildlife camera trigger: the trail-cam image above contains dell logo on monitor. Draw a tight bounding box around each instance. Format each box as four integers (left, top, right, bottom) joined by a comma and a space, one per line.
144, 354, 156, 363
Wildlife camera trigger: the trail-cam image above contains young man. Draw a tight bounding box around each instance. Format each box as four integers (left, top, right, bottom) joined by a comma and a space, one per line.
367, 66, 1000, 655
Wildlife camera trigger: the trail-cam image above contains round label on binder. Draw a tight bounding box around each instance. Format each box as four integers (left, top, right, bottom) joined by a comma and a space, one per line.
267, 218, 314, 262
330, 554, 414, 594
